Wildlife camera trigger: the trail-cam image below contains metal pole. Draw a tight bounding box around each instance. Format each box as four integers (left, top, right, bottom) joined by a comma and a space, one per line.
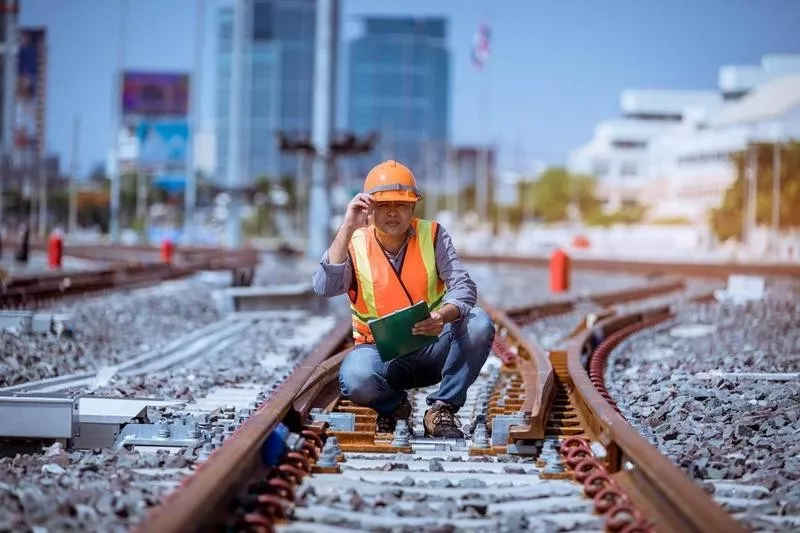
448, 145, 458, 220
306, 0, 338, 261
110, 0, 128, 242
771, 124, 781, 256
68, 116, 80, 234
37, 154, 46, 237
1, 1, 18, 228
424, 142, 435, 220
225, 0, 248, 249
26, 150, 35, 234
295, 152, 306, 239
477, 56, 491, 221
744, 144, 757, 248
184, 0, 204, 245
136, 171, 147, 226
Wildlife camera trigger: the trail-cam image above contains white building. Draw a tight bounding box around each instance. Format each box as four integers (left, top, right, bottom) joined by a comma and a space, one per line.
647, 73, 800, 223
568, 54, 800, 223
568, 90, 721, 211
193, 125, 217, 178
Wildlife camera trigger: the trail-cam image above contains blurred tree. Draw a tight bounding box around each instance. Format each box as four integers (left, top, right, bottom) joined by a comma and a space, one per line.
278, 173, 298, 212
649, 216, 693, 226
519, 167, 603, 223
246, 175, 278, 237
76, 189, 110, 232
710, 142, 800, 242
584, 204, 647, 227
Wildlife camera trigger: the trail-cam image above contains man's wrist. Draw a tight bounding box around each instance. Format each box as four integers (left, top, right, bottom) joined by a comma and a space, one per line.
340, 221, 360, 235
437, 303, 460, 324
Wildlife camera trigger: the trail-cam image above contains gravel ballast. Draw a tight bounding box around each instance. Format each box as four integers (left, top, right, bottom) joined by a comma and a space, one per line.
1, 311, 340, 532
607, 285, 800, 532
6, 254, 796, 532
1, 279, 221, 388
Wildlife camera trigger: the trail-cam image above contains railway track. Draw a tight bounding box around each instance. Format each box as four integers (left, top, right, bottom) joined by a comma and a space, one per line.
461, 253, 800, 280
133, 277, 750, 533
0, 245, 259, 310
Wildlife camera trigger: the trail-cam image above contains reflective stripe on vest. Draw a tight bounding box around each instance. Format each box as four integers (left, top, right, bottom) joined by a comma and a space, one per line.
348, 218, 446, 344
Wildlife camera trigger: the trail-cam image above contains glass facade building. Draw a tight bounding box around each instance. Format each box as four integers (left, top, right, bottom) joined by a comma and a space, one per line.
347, 17, 450, 182
216, 0, 316, 184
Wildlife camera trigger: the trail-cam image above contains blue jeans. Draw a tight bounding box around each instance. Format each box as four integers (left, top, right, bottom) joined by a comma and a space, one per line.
339, 306, 496, 414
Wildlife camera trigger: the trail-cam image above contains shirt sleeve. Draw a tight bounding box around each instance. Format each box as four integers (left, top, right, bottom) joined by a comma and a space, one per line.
311, 249, 353, 298
434, 225, 477, 319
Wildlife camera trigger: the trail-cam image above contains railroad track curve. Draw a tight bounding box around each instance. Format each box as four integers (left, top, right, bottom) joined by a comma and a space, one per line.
126, 275, 761, 533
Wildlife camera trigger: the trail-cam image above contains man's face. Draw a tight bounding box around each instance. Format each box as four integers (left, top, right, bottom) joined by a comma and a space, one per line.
372, 201, 415, 237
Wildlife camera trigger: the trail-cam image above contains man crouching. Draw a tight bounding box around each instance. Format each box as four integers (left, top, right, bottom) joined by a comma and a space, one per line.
312, 159, 495, 438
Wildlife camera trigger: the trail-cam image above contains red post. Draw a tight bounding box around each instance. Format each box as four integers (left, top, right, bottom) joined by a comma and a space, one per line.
48, 233, 63, 269
550, 248, 570, 293
161, 239, 174, 264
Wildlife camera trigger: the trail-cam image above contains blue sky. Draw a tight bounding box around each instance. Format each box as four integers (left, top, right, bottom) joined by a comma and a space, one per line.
19, 0, 800, 177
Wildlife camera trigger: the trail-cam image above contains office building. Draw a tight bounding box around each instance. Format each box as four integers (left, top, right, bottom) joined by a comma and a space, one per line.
347, 17, 450, 184
216, 0, 316, 184
568, 54, 800, 225
646, 70, 800, 223
568, 90, 723, 211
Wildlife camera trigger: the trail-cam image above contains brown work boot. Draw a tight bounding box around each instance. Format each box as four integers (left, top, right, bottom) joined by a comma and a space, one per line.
376, 398, 413, 435
423, 401, 464, 439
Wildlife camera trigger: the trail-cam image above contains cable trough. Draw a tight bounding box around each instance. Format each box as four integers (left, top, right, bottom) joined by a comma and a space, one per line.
1, 317, 251, 394
133, 277, 754, 533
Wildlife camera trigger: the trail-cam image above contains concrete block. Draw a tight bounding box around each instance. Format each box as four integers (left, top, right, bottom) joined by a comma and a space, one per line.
214, 283, 326, 314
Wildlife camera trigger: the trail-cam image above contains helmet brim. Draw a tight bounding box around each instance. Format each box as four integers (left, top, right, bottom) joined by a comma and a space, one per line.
371, 190, 420, 202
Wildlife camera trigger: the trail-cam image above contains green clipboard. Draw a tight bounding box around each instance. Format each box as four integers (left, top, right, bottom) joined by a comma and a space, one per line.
368, 301, 438, 362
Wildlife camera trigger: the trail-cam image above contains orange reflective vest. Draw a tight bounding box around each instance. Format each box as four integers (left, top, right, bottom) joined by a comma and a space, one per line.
348, 218, 447, 344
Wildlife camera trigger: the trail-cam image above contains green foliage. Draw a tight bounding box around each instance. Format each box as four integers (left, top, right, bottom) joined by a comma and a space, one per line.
648, 216, 693, 226
243, 174, 284, 237
709, 142, 800, 242
520, 167, 602, 223
278, 174, 298, 211
584, 204, 647, 227
514, 166, 642, 226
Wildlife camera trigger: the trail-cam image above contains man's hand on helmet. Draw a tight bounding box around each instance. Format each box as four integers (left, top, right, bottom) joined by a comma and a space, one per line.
343, 193, 373, 231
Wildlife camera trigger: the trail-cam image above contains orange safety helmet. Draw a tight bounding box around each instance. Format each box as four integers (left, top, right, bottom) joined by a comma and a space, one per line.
363, 160, 422, 202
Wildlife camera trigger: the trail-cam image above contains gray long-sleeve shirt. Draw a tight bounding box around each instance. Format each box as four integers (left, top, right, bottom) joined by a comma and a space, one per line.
311, 223, 477, 319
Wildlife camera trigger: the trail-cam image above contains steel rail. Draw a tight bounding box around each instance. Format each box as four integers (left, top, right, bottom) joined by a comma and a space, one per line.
462, 252, 800, 279
561, 308, 748, 533
135, 278, 700, 532
136, 319, 353, 533
483, 301, 554, 440
503, 276, 685, 324
1, 250, 259, 309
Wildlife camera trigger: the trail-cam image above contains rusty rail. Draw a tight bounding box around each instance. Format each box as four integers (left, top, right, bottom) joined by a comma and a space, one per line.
136, 277, 734, 532
480, 277, 686, 442
136, 319, 353, 533
1, 248, 259, 309
463, 252, 800, 279
483, 301, 554, 440
560, 310, 748, 533
503, 276, 685, 324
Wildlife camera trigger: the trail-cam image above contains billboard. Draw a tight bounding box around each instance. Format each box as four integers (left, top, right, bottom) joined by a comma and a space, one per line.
15, 28, 46, 152
134, 119, 189, 168
122, 71, 189, 116
153, 172, 186, 193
